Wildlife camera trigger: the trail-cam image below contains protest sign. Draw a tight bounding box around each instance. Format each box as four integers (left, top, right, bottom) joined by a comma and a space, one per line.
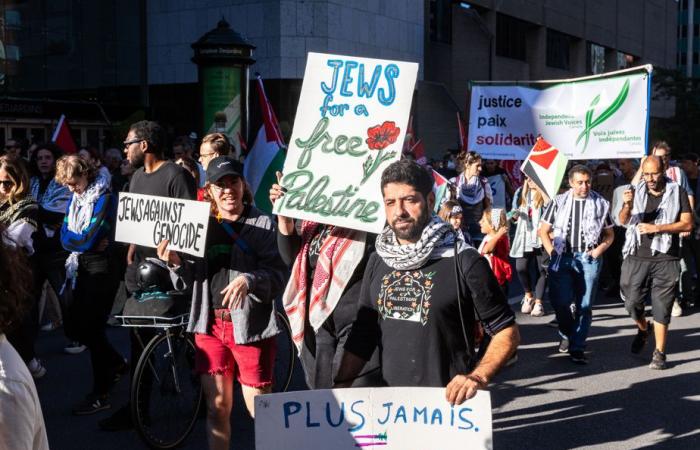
468, 65, 651, 160
115, 192, 210, 257
520, 136, 569, 201
255, 387, 493, 450
273, 52, 419, 233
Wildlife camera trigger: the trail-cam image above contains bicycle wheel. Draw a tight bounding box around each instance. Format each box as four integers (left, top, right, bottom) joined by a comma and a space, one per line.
272, 311, 295, 392
131, 330, 202, 449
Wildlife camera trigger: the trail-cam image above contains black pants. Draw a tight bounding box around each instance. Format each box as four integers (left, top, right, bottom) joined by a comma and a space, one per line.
621, 257, 680, 326
64, 253, 124, 395
7, 296, 39, 363
299, 284, 382, 389
514, 248, 548, 300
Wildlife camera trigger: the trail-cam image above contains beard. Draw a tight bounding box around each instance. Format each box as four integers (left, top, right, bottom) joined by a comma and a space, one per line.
129, 150, 145, 169
390, 205, 431, 242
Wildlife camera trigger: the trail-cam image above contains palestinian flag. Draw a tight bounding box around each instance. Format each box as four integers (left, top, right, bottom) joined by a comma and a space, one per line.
520, 136, 568, 200
432, 169, 449, 213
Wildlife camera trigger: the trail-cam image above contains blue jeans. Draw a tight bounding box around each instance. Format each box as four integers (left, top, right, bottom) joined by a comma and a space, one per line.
548, 252, 602, 352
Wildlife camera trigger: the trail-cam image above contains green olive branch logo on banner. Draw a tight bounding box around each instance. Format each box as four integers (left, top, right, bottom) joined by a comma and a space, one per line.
576, 79, 630, 152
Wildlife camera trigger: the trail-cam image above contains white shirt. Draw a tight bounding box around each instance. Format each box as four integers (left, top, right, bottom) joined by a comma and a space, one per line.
0, 334, 49, 450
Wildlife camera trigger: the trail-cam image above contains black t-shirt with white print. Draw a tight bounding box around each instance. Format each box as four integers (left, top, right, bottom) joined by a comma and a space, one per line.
541, 196, 614, 253
344, 248, 515, 388
633, 189, 691, 261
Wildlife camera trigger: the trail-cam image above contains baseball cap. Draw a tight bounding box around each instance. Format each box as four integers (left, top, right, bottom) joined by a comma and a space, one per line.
206, 156, 243, 183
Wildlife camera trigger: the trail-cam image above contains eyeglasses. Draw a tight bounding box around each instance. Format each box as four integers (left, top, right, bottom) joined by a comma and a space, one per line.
210, 179, 239, 191
0, 180, 14, 187
123, 138, 144, 148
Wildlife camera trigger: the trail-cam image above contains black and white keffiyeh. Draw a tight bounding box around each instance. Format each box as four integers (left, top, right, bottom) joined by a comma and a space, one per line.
375, 215, 472, 270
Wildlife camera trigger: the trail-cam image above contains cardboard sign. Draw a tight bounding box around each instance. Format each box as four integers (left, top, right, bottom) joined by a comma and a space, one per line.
115, 192, 210, 257
273, 52, 419, 233
255, 388, 493, 450
469, 66, 651, 160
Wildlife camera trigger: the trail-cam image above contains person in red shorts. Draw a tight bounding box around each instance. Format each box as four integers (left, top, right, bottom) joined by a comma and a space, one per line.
159, 156, 287, 450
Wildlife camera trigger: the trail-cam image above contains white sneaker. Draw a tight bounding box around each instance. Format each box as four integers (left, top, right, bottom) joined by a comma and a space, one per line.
671, 300, 683, 317
530, 302, 545, 317
64, 341, 87, 355
521, 296, 534, 314
27, 358, 47, 379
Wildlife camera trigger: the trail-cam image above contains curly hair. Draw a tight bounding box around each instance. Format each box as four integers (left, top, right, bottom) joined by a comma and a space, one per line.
55, 154, 98, 185
0, 225, 33, 333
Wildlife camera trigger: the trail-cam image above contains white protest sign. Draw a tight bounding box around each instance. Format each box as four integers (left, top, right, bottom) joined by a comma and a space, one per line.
115, 192, 210, 257
255, 387, 493, 450
273, 52, 419, 233
468, 66, 651, 160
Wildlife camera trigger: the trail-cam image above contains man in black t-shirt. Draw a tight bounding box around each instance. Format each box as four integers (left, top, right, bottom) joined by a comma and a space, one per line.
336, 160, 518, 406
99, 120, 196, 431
619, 156, 693, 370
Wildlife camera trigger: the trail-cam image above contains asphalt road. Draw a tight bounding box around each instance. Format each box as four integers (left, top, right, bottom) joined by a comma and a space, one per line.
35, 293, 700, 450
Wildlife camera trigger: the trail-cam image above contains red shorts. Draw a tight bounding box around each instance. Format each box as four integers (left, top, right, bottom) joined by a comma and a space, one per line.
194, 315, 277, 388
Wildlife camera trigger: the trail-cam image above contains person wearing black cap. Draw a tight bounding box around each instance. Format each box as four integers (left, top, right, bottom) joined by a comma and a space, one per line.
160, 156, 287, 450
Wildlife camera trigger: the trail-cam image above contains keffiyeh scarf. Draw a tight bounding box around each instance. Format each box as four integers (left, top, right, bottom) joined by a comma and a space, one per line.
282, 222, 367, 352
61, 180, 108, 293
622, 179, 680, 258
375, 215, 472, 270
456, 174, 487, 206
551, 189, 609, 271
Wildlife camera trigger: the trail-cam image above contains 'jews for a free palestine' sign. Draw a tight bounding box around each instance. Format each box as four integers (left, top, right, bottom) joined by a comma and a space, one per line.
468, 66, 651, 160
273, 52, 418, 233
255, 388, 493, 450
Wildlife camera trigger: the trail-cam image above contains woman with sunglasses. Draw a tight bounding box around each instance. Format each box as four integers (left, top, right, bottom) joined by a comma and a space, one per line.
0, 155, 45, 378
160, 156, 287, 450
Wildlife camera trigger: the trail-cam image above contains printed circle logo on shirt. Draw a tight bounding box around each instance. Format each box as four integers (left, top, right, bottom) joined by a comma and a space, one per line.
377, 270, 435, 325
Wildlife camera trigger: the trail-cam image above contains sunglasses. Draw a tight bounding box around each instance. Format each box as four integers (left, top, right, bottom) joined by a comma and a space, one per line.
0, 180, 14, 187
123, 138, 144, 148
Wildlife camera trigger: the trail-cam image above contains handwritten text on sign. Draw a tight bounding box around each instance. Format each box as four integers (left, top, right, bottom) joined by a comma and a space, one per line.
115, 192, 210, 257
274, 53, 418, 233
255, 387, 493, 450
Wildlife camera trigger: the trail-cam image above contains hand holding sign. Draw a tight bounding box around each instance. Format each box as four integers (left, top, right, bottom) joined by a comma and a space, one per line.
156, 239, 181, 268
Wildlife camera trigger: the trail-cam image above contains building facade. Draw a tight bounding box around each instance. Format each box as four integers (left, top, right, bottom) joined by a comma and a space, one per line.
0, 0, 678, 157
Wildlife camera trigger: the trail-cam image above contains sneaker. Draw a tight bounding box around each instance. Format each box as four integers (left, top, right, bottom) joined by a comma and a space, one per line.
671, 300, 683, 317
530, 302, 545, 317
64, 341, 87, 355
570, 350, 588, 364
98, 405, 133, 431
558, 338, 570, 353
72, 394, 111, 415
631, 321, 651, 354
27, 358, 47, 379
521, 296, 534, 314
649, 349, 667, 370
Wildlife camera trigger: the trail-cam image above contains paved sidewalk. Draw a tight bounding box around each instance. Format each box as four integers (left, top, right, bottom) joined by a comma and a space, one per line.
36, 295, 700, 449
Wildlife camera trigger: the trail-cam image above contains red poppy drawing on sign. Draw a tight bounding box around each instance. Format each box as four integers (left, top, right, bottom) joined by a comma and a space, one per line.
366, 121, 401, 150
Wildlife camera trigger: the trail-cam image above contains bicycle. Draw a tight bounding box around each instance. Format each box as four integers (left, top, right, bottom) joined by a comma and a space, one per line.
116, 313, 202, 450
116, 309, 294, 449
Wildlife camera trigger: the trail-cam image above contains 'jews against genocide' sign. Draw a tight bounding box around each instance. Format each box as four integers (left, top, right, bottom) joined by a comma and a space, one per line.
255, 388, 493, 450
273, 52, 419, 233
115, 192, 210, 257
468, 66, 651, 160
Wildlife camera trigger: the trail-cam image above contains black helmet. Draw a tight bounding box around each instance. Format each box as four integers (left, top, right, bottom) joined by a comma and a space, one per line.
136, 258, 174, 293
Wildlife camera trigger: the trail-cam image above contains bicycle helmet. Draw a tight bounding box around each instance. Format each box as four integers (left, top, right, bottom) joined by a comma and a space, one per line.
136, 258, 175, 293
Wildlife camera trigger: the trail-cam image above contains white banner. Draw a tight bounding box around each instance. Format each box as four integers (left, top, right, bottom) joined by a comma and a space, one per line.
115, 192, 210, 257
468, 67, 651, 160
273, 52, 419, 233
255, 388, 493, 450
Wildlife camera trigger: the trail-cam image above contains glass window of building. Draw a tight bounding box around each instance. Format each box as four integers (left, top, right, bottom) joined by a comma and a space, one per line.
496, 13, 528, 61
617, 52, 634, 69
546, 29, 570, 70
588, 43, 605, 74
429, 0, 452, 44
